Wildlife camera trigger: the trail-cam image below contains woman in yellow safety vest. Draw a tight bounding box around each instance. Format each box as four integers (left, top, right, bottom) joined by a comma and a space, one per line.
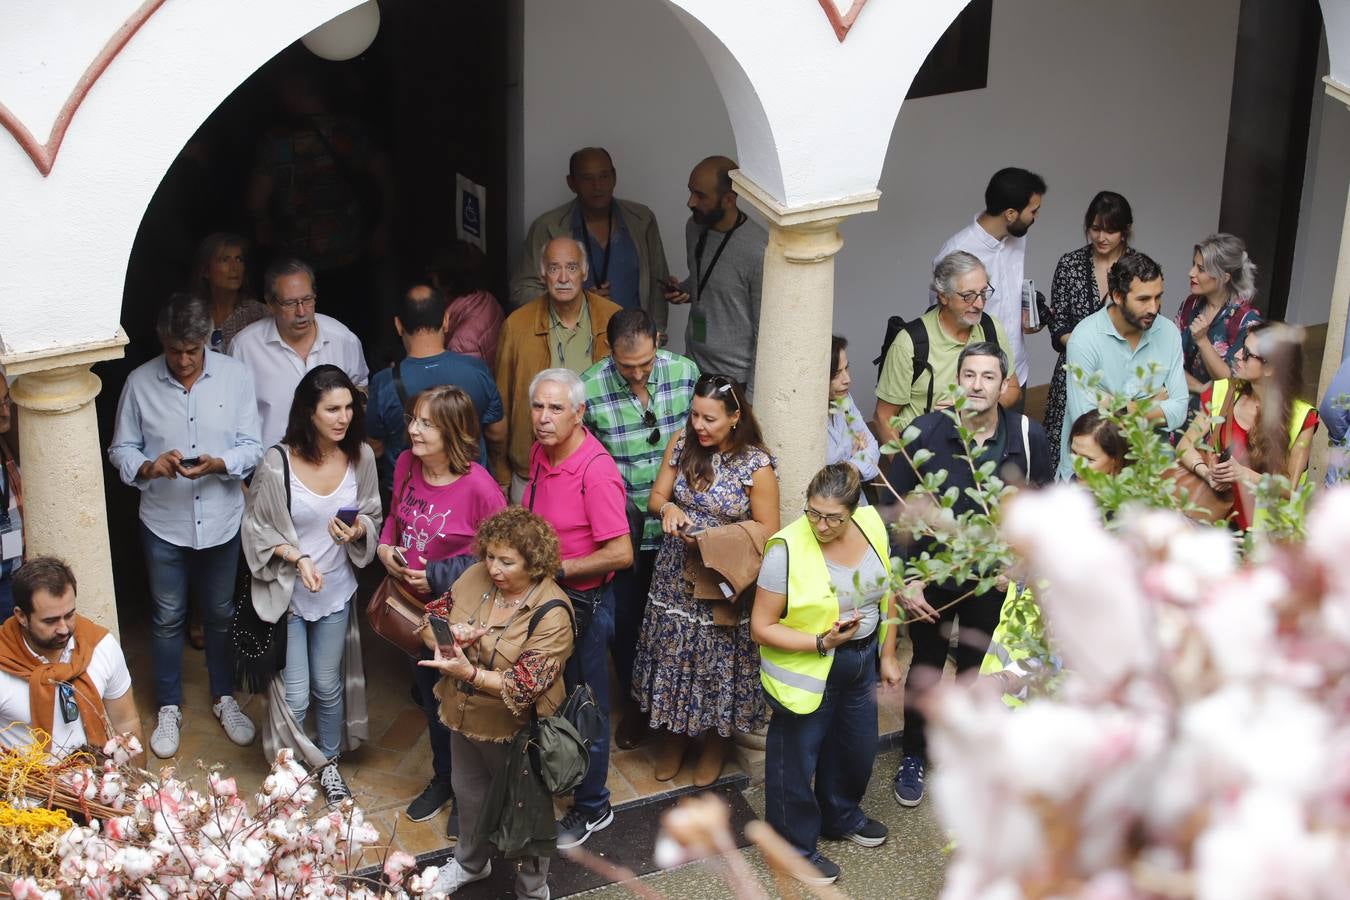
749, 463, 901, 887
1176, 321, 1317, 530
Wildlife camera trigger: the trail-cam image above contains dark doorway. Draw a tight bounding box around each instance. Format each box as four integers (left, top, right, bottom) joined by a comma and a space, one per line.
100, 1, 510, 621
1218, 0, 1323, 319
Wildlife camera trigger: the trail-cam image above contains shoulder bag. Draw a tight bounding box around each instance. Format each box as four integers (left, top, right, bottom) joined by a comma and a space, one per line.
365, 463, 430, 656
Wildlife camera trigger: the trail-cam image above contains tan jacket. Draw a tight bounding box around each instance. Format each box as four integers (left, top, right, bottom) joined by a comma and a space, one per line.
493, 291, 621, 483
685, 520, 773, 626
508, 198, 672, 331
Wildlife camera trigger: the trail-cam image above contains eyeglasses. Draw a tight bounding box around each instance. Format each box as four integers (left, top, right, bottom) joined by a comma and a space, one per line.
949, 285, 995, 304
58, 682, 79, 724
697, 374, 742, 412
803, 507, 848, 527
1236, 346, 1265, 363
404, 413, 439, 432
273, 295, 317, 312
641, 408, 660, 445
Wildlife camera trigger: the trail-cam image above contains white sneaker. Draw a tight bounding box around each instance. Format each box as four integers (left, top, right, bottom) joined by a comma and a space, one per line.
317, 762, 352, 806
213, 696, 256, 746
150, 705, 182, 758
430, 858, 491, 895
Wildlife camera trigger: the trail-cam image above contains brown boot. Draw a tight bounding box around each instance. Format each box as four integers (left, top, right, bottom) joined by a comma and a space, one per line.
692, 733, 727, 787
652, 731, 688, 781
615, 701, 649, 750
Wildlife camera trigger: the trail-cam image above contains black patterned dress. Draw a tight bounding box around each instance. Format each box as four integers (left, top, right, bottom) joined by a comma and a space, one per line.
630, 435, 776, 737
1045, 245, 1139, 461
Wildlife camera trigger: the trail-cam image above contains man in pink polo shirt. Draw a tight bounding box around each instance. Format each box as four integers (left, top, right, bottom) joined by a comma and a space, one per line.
522, 367, 633, 850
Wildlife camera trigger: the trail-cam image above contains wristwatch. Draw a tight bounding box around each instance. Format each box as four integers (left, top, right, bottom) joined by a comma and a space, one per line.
816, 633, 828, 657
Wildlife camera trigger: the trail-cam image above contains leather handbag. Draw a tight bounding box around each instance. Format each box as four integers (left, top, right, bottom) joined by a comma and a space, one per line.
365, 575, 427, 657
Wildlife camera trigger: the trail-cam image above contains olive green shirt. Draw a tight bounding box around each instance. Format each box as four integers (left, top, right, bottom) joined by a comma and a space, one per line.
548, 300, 594, 373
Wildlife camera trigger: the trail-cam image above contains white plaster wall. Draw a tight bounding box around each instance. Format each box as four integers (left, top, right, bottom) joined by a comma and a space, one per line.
0, 0, 365, 355
1287, 36, 1350, 336
518, 0, 1241, 399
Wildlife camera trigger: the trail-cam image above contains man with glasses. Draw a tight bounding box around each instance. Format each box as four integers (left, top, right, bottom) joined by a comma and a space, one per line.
108, 294, 263, 758
366, 284, 505, 497
1056, 252, 1186, 479
873, 251, 1019, 452
0, 557, 146, 765
886, 342, 1051, 809
0, 371, 21, 623
230, 258, 370, 446
495, 237, 620, 501
581, 309, 699, 749
933, 167, 1048, 389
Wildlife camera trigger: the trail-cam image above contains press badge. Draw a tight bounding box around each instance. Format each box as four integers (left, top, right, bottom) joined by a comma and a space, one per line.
690, 307, 708, 344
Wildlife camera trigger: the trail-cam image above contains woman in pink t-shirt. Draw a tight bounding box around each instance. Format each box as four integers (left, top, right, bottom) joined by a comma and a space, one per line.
376, 385, 506, 829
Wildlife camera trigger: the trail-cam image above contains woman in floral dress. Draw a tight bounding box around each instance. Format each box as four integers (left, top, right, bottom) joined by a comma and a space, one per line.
1044, 191, 1137, 462
1175, 232, 1263, 410
632, 375, 779, 787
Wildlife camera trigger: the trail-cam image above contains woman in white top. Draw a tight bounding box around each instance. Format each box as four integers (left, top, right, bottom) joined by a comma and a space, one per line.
825, 336, 880, 493
243, 364, 382, 804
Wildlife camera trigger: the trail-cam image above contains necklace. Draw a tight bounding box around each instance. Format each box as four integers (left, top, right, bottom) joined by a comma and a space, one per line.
493, 586, 529, 609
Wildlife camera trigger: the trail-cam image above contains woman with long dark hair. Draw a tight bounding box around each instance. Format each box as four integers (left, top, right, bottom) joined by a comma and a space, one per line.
1044, 191, 1138, 461
242, 364, 382, 803
1175, 322, 1317, 529
631, 375, 779, 786
193, 232, 268, 354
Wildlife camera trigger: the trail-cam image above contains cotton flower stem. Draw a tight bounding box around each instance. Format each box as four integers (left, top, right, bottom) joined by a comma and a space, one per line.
562, 846, 666, 899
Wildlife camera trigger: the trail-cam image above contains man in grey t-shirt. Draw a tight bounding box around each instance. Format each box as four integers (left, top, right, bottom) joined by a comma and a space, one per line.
663, 156, 767, 394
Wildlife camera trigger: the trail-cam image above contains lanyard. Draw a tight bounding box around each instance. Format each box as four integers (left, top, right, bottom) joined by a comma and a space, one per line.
577, 205, 615, 287
694, 211, 747, 300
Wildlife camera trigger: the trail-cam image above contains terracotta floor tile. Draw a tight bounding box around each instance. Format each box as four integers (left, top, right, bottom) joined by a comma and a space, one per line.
377, 707, 433, 752
345, 744, 408, 775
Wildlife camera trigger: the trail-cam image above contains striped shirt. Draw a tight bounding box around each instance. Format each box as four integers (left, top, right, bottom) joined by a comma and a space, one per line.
582, 350, 700, 550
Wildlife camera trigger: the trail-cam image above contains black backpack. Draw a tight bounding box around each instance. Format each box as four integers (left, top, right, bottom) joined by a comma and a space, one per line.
872, 311, 997, 414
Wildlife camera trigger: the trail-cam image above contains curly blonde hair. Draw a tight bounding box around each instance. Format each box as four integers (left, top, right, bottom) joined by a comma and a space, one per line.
473, 507, 561, 581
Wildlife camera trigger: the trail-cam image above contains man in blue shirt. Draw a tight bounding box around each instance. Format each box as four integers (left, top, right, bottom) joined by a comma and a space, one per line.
1057, 252, 1187, 479
108, 294, 263, 759
366, 284, 506, 495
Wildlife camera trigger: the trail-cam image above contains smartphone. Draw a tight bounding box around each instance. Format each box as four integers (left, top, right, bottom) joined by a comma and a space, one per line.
390, 546, 409, 567
681, 523, 705, 537
427, 615, 454, 650
1217, 448, 1232, 463
835, 612, 863, 631
178, 456, 201, 468
336, 506, 360, 526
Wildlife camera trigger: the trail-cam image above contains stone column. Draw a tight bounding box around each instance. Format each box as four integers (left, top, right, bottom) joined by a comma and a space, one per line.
1, 331, 128, 637
1311, 77, 1350, 482
732, 172, 879, 522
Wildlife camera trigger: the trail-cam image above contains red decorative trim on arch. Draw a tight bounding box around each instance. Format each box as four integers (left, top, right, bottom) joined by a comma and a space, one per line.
0, 0, 169, 177
817, 0, 870, 42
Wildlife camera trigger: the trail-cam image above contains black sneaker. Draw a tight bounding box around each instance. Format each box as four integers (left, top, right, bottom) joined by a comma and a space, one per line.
791, 851, 841, 885
405, 776, 454, 822
839, 817, 888, 847
556, 803, 614, 850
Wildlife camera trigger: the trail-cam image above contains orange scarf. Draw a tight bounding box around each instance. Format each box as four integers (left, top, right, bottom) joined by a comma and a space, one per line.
0, 614, 111, 748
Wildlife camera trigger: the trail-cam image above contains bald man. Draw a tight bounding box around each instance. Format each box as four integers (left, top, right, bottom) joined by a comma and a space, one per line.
663, 156, 767, 394
510, 147, 671, 334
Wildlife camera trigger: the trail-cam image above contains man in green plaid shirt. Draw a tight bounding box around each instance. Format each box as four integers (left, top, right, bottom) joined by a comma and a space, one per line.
582, 309, 699, 749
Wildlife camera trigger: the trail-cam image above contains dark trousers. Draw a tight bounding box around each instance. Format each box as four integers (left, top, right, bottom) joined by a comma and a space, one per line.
564, 586, 614, 815
415, 651, 453, 782
610, 550, 656, 698
765, 635, 878, 856
900, 583, 1004, 761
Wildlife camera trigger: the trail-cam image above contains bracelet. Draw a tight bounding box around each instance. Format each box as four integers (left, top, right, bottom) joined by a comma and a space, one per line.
295, 553, 311, 565
816, 633, 828, 657
659, 501, 675, 515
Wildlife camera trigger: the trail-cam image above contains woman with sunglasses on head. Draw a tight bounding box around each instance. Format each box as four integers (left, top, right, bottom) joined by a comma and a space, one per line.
375, 385, 505, 831
632, 375, 779, 786
1044, 192, 1138, 463
1176, 322, 1317, 530
750, 463, 900, 885
826, 336, 880, 496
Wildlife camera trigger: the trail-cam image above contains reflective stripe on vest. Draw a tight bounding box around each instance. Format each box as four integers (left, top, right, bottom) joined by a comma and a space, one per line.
758, 505, 892, 715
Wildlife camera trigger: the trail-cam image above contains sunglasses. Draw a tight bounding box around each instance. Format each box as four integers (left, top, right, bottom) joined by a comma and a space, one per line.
698, 374, 743, 413
641, 408, 660, 445
58, 682, 79, 724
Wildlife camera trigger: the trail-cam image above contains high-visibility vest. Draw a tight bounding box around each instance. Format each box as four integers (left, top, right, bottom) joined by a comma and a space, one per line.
1209, 379, 1314, 487
758, 505, 892, 714
979, 584, 1050, 708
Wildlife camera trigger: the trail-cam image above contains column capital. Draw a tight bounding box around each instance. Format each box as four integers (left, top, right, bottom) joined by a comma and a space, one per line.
730, 170, 880, 228
1325, 75, 1350, 108
2, 329, 127, 413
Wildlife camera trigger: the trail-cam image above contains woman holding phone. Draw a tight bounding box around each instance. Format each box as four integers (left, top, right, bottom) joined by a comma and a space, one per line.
416, 507, 573, 899
750, 463, 900, 886
375, 385, 505, 829
242, 365, 382, 804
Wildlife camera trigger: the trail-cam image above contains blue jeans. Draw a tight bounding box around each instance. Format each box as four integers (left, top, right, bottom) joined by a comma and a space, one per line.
415, 650, 453, 781
141, 525, 239, 707
564, 585, 614, 815
283, 602, 350, 761
765, 635, 879, 856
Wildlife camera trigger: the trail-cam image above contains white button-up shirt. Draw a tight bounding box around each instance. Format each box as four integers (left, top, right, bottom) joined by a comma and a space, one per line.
229, 313, 370, 446
108, 351, 263, 549
934, 216, 1030, 384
